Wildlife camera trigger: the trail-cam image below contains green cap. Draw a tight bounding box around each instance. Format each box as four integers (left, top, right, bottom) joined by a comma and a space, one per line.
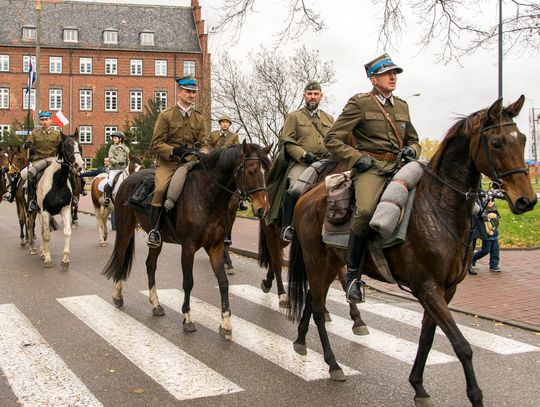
304, 81, 322, 91
218, 115, 232, 124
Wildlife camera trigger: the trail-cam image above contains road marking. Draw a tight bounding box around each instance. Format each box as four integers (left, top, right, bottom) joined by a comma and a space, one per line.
325, 287, 539, 355
0, 303, 103, 407
141, 289, 359, 380
228, 285, 456, 366
58, 295, 242, 401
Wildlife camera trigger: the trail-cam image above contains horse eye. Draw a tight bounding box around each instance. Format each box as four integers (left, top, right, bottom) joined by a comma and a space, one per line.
491, 141, 502, 149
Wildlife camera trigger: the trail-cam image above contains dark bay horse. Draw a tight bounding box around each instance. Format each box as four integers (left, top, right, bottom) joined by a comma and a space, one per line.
90, 155, 143, 246
102, 142, 271, 339
0, 146, 9, 201
287, 96, 536, 404
9, 147, 32, 245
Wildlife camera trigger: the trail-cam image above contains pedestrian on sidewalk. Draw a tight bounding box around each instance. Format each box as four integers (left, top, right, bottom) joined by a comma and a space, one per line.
470, 197, 501, 274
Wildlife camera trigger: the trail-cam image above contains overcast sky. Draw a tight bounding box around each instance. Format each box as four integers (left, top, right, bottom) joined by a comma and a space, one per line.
76, 0, 540, 158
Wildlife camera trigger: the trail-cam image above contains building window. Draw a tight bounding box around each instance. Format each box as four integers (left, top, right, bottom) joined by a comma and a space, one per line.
83, 157, 93, 169
79, 57, 92, 74
0, 124, 10, 141
104, 126, 118, 144
155, 91, 167, 111
79, 90, 92, 111
0, 55, 9, 72
79, 126, 92, 144
22, 89, 36, 110
105, 58, 117, 75
105, 90, 118, 112
22, 27, 36, 42
49, 56, 62, 74
103, 30, 118, 45
155, 60, 167, 76
49, 89, 62, 110
140, 32, 155, 46
130, 90, 142, 112
23, 56, 36, 72
183, 60, 196, 76
63, 28, 78, 43
0, 88, 9, 109
130, 59, 142, 76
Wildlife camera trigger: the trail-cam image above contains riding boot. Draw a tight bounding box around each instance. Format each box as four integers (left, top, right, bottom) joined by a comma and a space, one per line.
280, 191, 298, 242
103, 184, 113, 207
146, 206, 163, 248
27, 175, 37, 213
345, 232, 369, 304
69, 173, 79, 206
80, 177, 87, 195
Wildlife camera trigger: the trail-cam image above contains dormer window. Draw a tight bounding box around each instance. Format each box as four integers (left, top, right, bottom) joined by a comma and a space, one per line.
22, 26, 36, 42
63, 28, 79, 43
103, 30, 118, 45
140, 32, 155, 46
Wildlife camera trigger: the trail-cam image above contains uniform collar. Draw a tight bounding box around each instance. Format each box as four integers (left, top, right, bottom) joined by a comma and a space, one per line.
372, 88, 394, 106
304, 106, 320, 118
220, 130, 229, 137
176, 103, 193, 117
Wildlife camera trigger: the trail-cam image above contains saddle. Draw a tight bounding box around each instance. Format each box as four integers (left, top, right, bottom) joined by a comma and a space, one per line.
127, 170, 155, 214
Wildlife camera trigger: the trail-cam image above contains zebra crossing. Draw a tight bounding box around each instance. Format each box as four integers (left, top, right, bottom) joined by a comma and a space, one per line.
0, 283, 538, 406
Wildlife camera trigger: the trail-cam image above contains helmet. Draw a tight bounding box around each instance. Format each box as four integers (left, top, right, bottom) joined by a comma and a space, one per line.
218, 115, 232, 124
111, 131, 125, 141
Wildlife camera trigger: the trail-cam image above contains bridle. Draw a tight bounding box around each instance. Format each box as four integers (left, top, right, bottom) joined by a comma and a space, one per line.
233, 155, 268, 200
58, 137, 82, 170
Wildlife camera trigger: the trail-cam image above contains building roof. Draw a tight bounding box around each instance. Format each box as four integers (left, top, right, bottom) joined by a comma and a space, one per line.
0, 0, 201, 53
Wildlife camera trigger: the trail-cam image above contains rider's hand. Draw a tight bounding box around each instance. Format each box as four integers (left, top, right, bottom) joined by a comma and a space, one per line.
353, 155, 373, 173
23, 141, 32, 149
172, 147, 187, 157
402, 146, 417, 160
196, 151, 208, 160
302, 152, 317, 165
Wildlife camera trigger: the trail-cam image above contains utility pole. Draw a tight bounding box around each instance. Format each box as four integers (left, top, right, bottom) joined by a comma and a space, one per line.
532, 107, 538, 184
497, 0, 503, 99
35, 0, 42, 122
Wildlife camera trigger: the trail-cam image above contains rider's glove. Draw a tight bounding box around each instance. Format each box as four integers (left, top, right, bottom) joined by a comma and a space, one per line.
302, 152, 318, 165
402, 146, 417, 160
23, 141, 32, 149
353, 155, 374, 173
172, 147, 188, 157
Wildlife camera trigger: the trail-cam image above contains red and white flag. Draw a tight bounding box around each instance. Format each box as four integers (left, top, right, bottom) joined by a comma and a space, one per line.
51, 110, 69, 127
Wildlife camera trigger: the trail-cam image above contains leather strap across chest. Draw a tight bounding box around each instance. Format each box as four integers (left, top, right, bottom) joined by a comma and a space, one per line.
368, 93, 404, 149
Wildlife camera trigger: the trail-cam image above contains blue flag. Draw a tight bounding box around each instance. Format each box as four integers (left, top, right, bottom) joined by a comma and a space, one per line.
26, 58, 36, 95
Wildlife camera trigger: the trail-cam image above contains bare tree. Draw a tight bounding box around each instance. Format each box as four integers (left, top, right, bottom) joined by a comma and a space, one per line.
212, 0, 539, 63
212, 46, 336, 151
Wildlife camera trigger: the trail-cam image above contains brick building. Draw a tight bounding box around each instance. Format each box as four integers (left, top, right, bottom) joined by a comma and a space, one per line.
0, 0, 210, 165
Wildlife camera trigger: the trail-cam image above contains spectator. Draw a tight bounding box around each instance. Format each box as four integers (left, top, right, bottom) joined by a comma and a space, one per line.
470, 197, 501, 274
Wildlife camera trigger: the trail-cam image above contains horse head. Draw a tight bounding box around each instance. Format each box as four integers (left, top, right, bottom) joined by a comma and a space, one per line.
0, 147, 9, 172
234, 141, 272, 219
128, 154, 144, 174
58, 130, 84, 172
9, 145, 28, 173
468, 95, 536, 214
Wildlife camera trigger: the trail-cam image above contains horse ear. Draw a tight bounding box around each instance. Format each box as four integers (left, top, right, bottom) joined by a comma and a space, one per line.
60, 131, 67, 140
263, 143, 273, 156
487, 98, 504, 123
242, 139, 249, 155
505, 95, 525, 118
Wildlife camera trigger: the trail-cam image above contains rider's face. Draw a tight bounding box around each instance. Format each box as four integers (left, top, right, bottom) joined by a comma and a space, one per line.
40, 117, 52, 128
370, 70, 398, 96
177, 87, 197, 108
304, 90, 322, 111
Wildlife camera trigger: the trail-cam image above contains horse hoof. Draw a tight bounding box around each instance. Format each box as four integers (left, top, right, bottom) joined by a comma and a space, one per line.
29, 249, 37, 255
20, 241, 26, 247
414, 397, 434, 407
218, 325, 232, 340
113, 296, 124, 308
279, 300, 291, 309
61, 261, 70, 269
353, 325, 370, 336
183, 322, 197, 333
261, 280, 271, 293
293, 342, 307, 356
152, 306, 165, 316
329, 368, 346, 382
325, 312, 332, 322
100, 242, 107, 247
226, 269, 235, 276
44, 260, 54, 268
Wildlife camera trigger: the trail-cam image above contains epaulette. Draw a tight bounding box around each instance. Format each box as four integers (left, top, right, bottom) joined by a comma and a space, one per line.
355, 93, 371, 99
394, 95, 407, 103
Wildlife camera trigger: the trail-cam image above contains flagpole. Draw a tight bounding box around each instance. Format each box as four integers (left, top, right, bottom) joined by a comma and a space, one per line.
26, 53, 32, 140
35, 0, 42, 123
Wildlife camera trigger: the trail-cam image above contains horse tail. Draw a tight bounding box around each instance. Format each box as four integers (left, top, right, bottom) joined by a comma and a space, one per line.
102, 230, 135, 282
258, 221, 271, 268
287, 229, 307, 322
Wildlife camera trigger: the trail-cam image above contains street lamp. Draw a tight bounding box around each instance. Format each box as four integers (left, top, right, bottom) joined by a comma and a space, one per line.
405, 93, 421, 101
526, 98, 538, 184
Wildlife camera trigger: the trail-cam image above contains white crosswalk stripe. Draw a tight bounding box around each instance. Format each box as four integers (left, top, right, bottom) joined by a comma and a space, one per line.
324, 287, 539, 355
227, 285, 457, 365
58, 295, 243, 401
0, 303, 103, 407
141, 289, 360, 381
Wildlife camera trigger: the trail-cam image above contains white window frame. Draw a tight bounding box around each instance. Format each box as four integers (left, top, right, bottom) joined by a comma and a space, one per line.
0, 88, 9, 109
104, 126, 118, 144
83, 157, 93, 169
79, 126, 92, 144
23, 56, 36, 73
105, 90, 118, 112
130, 59, 142, 76
79, 57, 92, 74
105, 58, 117, 75
103, 30, 118, 45
79, 89, 92, 111
183, 60, 196, 76
155, 91, 167, 111
23, 89, 36, 110
155, 60, 167, 76
0, 124, 10, 142
140, 32, 155, 46
49, 56, 62, 74
63, 28, 79, 43
130, 90, 143, 112
22, 27, 36, 42
0, 55, 9, 72
49, 89, 62, 110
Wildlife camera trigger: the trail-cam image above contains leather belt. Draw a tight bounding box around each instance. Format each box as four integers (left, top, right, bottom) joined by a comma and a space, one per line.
357, 149, 398, 162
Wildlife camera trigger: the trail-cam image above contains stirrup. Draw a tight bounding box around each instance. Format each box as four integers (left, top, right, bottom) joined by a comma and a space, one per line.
346, 278, 366, 304
72, 196, 79, 207
281, 226, 294, 242
28, 200, 37, 213
103, 197, 111, 207
146, 229, 162, 248
3, 192, 12, 201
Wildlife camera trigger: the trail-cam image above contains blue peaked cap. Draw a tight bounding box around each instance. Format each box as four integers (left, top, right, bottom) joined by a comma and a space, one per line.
365, 53, 403, 78
39, 111, 52, 118
176, 76, 198, 90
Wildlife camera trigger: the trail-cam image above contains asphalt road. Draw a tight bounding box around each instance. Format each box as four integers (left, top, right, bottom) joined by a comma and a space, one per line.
0, 201, 538, 407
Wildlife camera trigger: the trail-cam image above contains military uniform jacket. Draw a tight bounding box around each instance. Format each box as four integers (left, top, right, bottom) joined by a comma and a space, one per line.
280, 107, 334, 163
151, 105, 208, 167
208, 130, 239, 148
27, 127, 62, 161
108, 144, 130, 170
324, 89, 421, 170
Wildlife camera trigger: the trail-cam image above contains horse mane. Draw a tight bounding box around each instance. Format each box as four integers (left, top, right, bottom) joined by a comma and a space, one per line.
197, 143, 271, 174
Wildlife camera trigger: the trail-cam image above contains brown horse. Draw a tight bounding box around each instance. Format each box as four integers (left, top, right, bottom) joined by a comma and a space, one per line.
90, 155, 143, 246
9, 147, 32, 246
287, 96, 536, 404
0, 146, 10, 201
102, 142, 271, 339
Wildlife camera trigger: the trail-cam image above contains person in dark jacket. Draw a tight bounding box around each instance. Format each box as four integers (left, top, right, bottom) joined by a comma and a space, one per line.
469, 197, 501, 274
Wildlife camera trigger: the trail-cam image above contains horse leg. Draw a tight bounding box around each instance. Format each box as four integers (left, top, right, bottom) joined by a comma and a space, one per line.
27, 212, 37, 255
146, 247, 165, 316
60, 206, 72, 268
181, 245, 197, 333
293, 290, 313, 356
112, 281, 124, 307
72, 206, 79, 228
206, 243, 233, 340
40, 212, 53, 268
262, 225, 289, 307
416, 284, 483, 407
338, 266, 369, 335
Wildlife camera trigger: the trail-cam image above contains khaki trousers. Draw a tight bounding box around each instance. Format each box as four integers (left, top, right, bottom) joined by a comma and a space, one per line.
351, 169, 388, 237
